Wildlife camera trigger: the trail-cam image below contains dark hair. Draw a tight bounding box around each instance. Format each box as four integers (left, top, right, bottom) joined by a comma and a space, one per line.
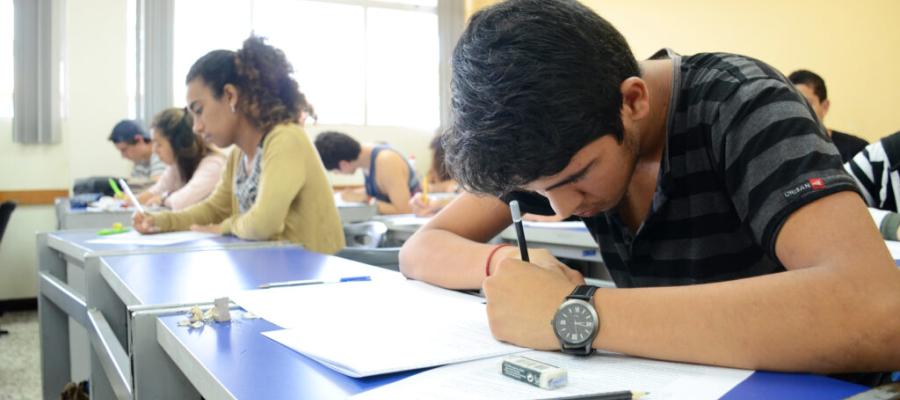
314, 131, 362, 170
430, 132, 452, 182
151, 108, 209, 182
445, 0, 640, 195
788, 69, 827, 101
109, 120, 149, 144
186, 35, 308, 134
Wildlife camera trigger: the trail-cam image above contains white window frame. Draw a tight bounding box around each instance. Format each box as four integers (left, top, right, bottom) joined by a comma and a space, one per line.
132, 0, 462, 130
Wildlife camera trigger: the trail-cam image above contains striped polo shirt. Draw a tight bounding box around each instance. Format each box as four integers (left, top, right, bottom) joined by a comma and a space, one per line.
508, 50, 860, 288
132, 152, 167, 180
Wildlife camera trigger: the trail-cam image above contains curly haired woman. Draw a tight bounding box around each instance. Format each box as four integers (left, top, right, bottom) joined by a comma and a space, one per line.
133, 36, 345, 254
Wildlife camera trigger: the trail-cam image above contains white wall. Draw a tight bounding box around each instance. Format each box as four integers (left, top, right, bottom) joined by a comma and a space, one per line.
0, 0, 131, 300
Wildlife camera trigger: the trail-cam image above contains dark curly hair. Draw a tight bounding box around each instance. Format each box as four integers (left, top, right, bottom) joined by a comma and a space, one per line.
446, 0, 640, 195
151, 107, 211, 182
186, 35, 307, 134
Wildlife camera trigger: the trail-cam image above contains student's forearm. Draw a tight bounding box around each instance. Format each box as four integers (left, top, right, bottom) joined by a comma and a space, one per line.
593, 266, 900, 372
399, 229, 508, 289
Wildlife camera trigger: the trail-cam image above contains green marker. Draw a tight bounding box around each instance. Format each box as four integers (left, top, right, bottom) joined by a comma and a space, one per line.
98, 223, 130, 236
108, 178, 123, 196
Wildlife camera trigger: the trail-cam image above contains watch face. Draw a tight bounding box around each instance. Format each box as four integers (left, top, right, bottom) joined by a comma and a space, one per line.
554, 300, 597, 345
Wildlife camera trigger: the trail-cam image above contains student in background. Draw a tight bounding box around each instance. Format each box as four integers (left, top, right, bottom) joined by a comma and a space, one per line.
108, 119, 166, 187
315, 131, 420, 215
844, 130, 900, 241
409, 133, 565, 220
789, 69, 868, 162
132, 36, 345, 254
136, 107, 226, 210
846, 130, 900, 212
410, 133, 459, 217
400, 0, 899, 382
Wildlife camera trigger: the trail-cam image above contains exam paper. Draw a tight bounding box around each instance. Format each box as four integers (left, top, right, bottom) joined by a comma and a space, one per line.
230, 280, 526, 377
381, 215, 432, 227
522, 221, 588, 230
351, 350, 753, 400
86, 230, 217, 246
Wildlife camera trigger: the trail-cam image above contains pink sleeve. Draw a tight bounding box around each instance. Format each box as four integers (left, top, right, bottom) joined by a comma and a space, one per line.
145, 166, 177, 196
164, 154, 227, 210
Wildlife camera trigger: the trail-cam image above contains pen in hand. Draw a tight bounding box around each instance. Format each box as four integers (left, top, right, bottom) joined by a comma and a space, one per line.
119, 178, 146, 214
509, 200, 529, 262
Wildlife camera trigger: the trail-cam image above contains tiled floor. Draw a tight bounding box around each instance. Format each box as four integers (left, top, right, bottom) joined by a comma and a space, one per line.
0, 311, 41, 400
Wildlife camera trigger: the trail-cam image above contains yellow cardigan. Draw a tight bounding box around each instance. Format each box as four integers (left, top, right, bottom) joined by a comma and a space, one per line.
152, 123, 345, 254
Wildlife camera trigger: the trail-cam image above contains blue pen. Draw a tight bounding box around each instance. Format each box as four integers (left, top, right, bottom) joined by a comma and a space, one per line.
258, 275, 371, 289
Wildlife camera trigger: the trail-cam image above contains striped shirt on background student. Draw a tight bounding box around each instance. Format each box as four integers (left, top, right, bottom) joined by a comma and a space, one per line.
845, 131, 900, 212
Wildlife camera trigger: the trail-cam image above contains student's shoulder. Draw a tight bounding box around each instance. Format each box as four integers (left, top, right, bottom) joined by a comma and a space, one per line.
375, 147, 407, 168
263, 123, 312, 151
200, 150, 228, 167
684, 52, 783, 83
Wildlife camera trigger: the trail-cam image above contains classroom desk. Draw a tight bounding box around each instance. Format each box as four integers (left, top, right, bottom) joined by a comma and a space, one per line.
87, 246, 401, 399
378, 215, 602, 263
55, 198, 134, 230
154, 307, 868, 400
338, 202, 378, 223
35, 229, 278, 400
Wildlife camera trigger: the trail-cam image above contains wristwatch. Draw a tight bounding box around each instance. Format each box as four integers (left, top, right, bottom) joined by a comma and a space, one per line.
551, 285, 600, 356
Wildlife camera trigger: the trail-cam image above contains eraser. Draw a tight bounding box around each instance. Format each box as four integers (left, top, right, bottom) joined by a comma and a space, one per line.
501, 355, 568, 390
213, 297, 231, 322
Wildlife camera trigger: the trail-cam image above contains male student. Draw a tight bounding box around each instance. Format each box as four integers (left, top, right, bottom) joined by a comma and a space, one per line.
789, 69, 868, 162
108, 119, 166, 185
315, 131, 420, 214
399, 0, 900, 384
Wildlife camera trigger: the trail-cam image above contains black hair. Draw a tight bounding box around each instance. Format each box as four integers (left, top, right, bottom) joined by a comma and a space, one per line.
186, 35, 308, 134
314, 131, 362, 170
108, 119, 149, 144
150, 108, 209, 182
788, 69, 828, 101
445, 0, 640, 195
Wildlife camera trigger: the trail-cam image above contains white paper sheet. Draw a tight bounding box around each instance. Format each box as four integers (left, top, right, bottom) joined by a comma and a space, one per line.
884, 240, 900, 261
381, 215, 432, 227
230, 280, 525, 377
351, 350, 753, 400
86, 230, 217, 246
522, 221, 588, 230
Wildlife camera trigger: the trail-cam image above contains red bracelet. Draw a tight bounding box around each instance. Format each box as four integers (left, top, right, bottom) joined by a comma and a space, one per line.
485, 243, 513, 277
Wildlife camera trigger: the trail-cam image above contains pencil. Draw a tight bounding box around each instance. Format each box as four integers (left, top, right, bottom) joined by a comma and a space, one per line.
509, 200, 529, 262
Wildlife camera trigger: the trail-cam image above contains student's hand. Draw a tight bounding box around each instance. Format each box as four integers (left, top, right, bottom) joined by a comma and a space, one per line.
142, 193, 163, 207
522, 213, 566, 223
483, 258, 577, 350
132, 212, 160, 234
190, 224, 223, 235
492, 246, 585, 285
409, 193, 446, 217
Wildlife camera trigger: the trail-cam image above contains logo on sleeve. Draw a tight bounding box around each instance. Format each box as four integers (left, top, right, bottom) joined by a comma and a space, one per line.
784, 176, 847, 199
808, 178, 825, 190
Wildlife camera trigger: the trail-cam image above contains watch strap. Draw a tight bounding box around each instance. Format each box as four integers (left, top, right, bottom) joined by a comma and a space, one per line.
567, 285, 598, 302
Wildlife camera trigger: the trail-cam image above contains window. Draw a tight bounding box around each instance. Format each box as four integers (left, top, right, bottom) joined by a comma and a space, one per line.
172, 0, 253, 109
171, 0, 439, 130
0, 0, 14, 118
